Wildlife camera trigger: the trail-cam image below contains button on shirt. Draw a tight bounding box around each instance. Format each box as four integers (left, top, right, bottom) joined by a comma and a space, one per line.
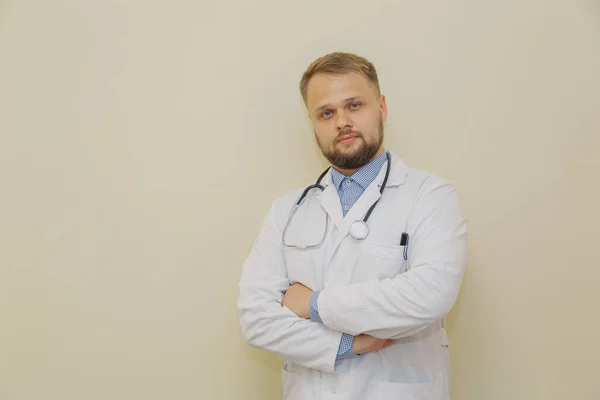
308, 150, 388, 364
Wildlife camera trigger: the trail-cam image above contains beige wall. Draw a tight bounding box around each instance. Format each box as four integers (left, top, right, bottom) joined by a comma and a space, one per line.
1, 1, 599, 399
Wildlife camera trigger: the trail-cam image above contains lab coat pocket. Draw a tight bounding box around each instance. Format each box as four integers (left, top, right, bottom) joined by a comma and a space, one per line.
283, 247, 315, 286
375, 372, 444, 400
353, 242, 406, 282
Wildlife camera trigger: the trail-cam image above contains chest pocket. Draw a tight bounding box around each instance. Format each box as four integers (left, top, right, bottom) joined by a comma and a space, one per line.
283, 247, 316, 287
350, 241, 407, 283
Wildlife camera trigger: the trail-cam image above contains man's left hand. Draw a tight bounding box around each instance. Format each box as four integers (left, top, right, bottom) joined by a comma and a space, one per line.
282, 283, 313, 319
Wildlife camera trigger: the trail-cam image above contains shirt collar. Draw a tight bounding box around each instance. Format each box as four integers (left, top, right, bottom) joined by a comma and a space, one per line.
330, 150, 388, 191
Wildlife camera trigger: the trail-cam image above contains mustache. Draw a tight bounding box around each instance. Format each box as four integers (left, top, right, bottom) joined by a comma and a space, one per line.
337, 128, 363, 139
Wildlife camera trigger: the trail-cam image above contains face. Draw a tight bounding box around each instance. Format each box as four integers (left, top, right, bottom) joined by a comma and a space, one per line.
305, 71, 387, 173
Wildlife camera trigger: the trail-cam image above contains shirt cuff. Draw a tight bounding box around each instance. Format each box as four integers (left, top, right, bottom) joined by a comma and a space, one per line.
309, 291, 323, 324
336, 333, 358, 362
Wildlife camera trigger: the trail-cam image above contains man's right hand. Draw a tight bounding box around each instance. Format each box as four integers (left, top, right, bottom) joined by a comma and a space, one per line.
352, 334, 396, 355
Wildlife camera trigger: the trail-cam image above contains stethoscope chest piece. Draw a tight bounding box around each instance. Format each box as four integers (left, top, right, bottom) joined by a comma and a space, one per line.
349, 220, 369, 240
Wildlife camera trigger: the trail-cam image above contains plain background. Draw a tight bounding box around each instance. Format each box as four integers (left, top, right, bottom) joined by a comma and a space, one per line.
1, 0, 599, 399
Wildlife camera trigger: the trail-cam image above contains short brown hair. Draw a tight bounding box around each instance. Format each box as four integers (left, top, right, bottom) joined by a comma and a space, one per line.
299, 52, 380, 104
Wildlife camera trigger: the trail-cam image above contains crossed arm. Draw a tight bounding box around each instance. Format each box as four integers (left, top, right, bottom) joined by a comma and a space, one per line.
237, 196, 378, 374
237, 181, 467, 374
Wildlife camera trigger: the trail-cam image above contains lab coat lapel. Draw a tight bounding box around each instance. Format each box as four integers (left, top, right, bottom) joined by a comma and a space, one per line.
318, 175, 351, 268
319, 177, 346, 233
324, 182, 382, 286
343, 181, 382, 228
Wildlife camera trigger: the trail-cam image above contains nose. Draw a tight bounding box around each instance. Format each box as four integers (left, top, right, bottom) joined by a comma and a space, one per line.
335, 110, 352, 131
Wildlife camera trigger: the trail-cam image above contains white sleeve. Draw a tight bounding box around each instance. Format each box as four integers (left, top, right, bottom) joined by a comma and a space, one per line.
237, 197, 343, 374
316, 179, 468, 339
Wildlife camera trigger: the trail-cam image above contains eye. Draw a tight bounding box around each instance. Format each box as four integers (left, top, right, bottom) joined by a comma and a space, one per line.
321, 110, 334, 118
350, 102, 361, 109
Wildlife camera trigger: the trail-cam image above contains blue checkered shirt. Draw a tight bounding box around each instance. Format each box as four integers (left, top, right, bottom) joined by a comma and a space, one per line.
308, 150, 388, 364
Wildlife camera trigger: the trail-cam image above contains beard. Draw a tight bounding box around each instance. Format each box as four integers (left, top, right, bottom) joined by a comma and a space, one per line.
316, 117, 384, 170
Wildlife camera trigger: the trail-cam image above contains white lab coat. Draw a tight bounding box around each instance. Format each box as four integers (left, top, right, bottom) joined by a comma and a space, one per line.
237, 152, 468, 400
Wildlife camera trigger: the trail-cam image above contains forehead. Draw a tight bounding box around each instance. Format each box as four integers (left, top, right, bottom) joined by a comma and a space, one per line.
306, 72, 378, 109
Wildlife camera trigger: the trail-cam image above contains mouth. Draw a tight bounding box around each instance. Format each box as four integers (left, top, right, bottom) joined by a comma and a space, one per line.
337, 135, 359, 144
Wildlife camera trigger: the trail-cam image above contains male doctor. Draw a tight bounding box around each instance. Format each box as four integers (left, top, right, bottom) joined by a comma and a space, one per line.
237, 52, 468, 400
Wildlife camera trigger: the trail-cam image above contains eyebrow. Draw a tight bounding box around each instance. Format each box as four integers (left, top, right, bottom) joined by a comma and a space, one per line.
314, 96, 364, 114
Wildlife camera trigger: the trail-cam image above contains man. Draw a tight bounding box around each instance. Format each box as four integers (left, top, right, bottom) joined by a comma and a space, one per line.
237, 52, 467, 400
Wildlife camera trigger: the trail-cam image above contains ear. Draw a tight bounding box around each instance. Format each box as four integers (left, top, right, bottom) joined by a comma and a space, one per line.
379, 94, 388, 121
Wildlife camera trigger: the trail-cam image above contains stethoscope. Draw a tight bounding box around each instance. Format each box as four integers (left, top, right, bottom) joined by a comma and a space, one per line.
282, 151, 393, 248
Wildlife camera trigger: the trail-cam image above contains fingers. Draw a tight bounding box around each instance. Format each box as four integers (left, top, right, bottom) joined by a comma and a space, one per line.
356, 336, 396, 354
